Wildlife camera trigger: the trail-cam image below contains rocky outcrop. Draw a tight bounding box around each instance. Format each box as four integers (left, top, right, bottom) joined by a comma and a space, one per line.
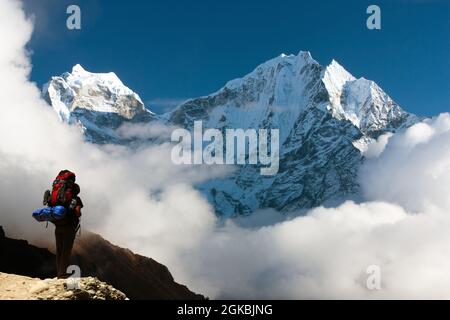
0, 272, 126, 300
0, 226, 204, 300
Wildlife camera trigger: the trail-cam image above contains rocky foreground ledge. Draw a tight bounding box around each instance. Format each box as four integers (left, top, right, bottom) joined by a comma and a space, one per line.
0, 272, 127, 300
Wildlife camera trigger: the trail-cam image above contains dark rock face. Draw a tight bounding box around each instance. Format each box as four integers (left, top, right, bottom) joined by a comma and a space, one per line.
0, 226, 204, 300
0, 226, 56, 279
71, 231, 204, 300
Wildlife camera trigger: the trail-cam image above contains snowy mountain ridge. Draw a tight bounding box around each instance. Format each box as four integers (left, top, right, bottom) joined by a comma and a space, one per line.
42, 51, 418, 216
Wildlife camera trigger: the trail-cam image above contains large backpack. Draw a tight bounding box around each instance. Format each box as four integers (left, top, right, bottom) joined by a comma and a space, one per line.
48, 170, 79, 208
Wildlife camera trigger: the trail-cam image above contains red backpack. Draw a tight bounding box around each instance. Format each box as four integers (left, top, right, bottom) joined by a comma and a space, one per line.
48, 170, 80, 208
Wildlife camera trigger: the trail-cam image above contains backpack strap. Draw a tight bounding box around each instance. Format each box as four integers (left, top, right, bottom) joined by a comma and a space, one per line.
75, 223, 81, 237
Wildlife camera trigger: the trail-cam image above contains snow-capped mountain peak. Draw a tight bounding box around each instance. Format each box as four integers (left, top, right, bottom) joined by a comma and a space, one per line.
223, 50, 318, 91
72, 63, 86, 73
321, 60, 416, 133
167, 51, 416, 215
65, 64, 144, 109
42, 65, 155, 143
322, 59, 356, 108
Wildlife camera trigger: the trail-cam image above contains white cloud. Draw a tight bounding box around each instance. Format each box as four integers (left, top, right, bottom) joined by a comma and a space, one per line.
360, 115, 450, 213
116, 122, 177, 140
362, 132, 392, 159
2, 0, 450, 300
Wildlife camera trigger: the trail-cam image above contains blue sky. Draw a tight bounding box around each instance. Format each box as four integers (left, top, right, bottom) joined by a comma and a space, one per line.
24, 0, 449, 115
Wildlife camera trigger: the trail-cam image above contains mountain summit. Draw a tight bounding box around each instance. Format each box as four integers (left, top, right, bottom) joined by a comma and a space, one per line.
43, 64, 155, 143
42, 51, 417, 215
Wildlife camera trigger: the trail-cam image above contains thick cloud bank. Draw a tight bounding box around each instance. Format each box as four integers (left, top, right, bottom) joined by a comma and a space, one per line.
0, 0, 223, 277
2, 0, 450, 299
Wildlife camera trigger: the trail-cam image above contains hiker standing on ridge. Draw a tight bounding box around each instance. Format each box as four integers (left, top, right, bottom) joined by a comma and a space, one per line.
44, 170, 83, 279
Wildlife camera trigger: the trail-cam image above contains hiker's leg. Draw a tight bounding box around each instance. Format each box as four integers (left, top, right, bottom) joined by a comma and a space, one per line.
59, 225, 76, 278
55, 227, 64, 278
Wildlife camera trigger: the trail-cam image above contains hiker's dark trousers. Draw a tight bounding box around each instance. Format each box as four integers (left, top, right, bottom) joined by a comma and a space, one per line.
55, 223, 77, 278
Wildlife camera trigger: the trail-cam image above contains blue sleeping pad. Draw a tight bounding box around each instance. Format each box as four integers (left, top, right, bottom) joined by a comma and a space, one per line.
32, 206, 68, 222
